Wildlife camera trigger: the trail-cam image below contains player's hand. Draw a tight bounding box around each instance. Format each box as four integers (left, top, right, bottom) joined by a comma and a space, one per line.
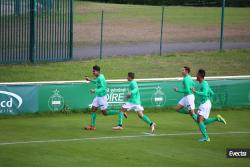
85, 76, 90, 81
191, 88, 196, 93
174, 87, 178, 92
90, 89, 95, 94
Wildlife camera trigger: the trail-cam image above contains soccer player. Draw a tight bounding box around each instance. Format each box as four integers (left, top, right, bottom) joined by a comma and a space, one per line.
112, 72, 156, 133
174, 66, 197, 121
84, 65, 120, 130
192, 69, 227, 142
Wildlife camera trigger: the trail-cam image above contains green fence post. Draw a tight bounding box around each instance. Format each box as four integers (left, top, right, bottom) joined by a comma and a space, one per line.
220, 0, 225, 51
69, 0, 74, 59
15, 0, 21, 16
30, 0, 36, 63
160, 6, 165, 56
100, 10, 104, 60
34, 0, 37, 14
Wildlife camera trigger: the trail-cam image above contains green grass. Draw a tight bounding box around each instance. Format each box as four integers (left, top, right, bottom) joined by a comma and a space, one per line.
0, 109, 250, 167
0, 49, 250, 82
75, 2, 250, 26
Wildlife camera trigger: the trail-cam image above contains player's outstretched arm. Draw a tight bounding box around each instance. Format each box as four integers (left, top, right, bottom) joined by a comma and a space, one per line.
90, 79, 97, 84
85, 76, 97, 84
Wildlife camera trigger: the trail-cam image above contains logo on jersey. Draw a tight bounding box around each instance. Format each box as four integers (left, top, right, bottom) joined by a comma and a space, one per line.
151, 86, 166, 107
48, 89, 64, 111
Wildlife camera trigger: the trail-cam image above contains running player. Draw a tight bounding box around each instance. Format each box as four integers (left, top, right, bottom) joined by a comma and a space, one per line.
84, 65, 120, 130
192, 69, 227, 142
174, 66, 197, 121
112, 72, 156, 133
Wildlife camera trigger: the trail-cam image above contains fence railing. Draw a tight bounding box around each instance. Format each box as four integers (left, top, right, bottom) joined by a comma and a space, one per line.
0, 0, 73, 64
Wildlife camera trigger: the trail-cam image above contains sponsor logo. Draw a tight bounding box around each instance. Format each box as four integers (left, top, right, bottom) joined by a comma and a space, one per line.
88, 87, 127, 109
151, 86, 166, 107
227, 149, 250, 158
0, 91, 23, 113
107, 88, 127, 104
48, 89, 64, 111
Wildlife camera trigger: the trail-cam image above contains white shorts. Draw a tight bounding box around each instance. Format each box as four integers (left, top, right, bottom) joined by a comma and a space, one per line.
197, 100, 212, 119
178, 94, 195, 110
92, 96, 108, 110
122, 102, 144, 112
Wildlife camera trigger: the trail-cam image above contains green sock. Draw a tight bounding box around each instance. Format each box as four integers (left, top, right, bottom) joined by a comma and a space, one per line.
204, 117, 218, 125
91, 112, 96, 126
191, 113, 198, 121
142, 115, 153, 126
198, 122, 209, 139
106, 110, 120, 116
178, 108, 189, 114
118, 112, 124, 126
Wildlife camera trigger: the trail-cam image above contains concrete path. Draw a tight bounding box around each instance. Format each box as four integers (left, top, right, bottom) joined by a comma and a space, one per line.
73, 42, 250, 59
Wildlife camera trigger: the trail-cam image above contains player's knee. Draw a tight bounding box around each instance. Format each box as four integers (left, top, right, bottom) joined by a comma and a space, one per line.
197, 118, 202, 124
175, 107, 179, 112
102, 110, 108, 116
137, 112, 143, 118
189, 110, 195, 115
92, 107, 97, 112
120, 108, 126, 112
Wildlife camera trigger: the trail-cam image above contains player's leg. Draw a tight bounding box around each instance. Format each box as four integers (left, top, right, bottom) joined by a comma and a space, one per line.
204, 115, 227, 125
189, 109, 197, 121
176, 103, 189, 114
101, 108, 120, 116
176, 96, 188, 114
197, 102, 210, 142
187, 95, 197, 121
97, 96, 120, 116
197, 115, 210, 142
85, 106, 97, 130
112, 107, 127, 130
113, 102, 132, 130
102, 109, 120, 116
85, 97, 98, 130
136, 106, 156, 133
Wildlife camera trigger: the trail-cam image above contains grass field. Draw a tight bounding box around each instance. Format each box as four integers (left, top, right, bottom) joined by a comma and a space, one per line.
74, 2, 250, 46
0, 49, 249, 82
0, 109, 250, 167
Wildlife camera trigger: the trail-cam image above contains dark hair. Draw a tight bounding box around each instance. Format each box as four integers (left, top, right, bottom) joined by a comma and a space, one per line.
93, 65, 100, 72
128, 72, 135, 79
198, 69, 206, 78
184, 66, 191, 73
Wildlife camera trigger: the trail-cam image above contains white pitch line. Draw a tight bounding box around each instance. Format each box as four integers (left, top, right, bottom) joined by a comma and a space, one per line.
0, 131, 250, 146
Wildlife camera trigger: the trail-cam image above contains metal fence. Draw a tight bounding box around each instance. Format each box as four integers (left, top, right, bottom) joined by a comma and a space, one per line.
74, 1, 250, 59
0, 0, 73, 64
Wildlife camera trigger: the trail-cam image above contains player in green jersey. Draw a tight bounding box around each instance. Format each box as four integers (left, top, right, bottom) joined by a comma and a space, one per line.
84, 65, 120, 130
174, 66, 197, 121
112, 72, 156, 133
192, 69, 227, 142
